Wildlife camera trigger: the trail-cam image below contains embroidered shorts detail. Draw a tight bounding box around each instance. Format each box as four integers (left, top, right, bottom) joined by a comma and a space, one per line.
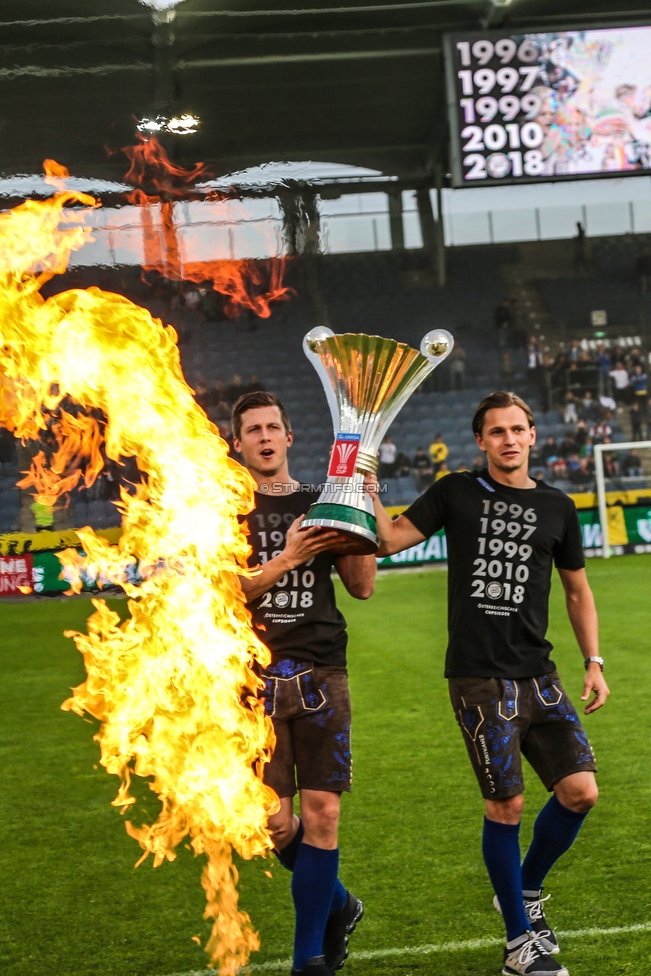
448, 671, 597, 800
258, 658, 352, 798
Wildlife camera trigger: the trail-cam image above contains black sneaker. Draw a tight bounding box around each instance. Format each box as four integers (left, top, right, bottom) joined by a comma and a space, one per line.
291, 955, 332, 976
493, 890, 559, 956
322, 889, 364, 972
502, 933, 569, 976
523, 889, 560, 956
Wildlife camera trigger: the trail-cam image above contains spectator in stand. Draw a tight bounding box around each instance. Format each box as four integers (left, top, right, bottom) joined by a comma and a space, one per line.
637, 247, 651, 293
539, 352, 553, 412
210, 377, 226, 402
581, 390, 598, 421
184, 286, 203, 313
527, 336, 543, 386
456, 461, 470, 472
429, 433, 448, 474
246, 374, 266, 394
448, 344, 466, 390
30, 499, 54, 532
412, 447, 433, 491
629, 347, 643, 369
573, 221, 587, 272
595, 344, 611, 380
568, 338, 581, 363
622, 450, 643, 476
541, 435, 559, 463
631, 364, 648, 423
226, 375, 245, 404
378, 435, 397, 479
195, 377, 210, 410
214, 379, 232, 418
609, 361, 630, 406
395, 451, 411, 478
472, 454, 484, 473
560, 432, 578, 458
566, 452, 581, 476
508, 298, 526, 349
435, 460, 451, 481
580, 436, 594, 460
551, 352, 568, 385
575, 419, 588, 448
570, 458, 594, 488
630, 400, 644, 440
603, 451, 619, 477
494, 298, 513, 348
590, 419, 612, 444
563, 392, 578, 426
219, 423, 235, 457
499, 350, 515, 381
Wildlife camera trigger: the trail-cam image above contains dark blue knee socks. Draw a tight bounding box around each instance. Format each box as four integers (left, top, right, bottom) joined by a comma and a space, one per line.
482, 817, 528, 942
275, 819, 346, 912
521, 794, 589, 892
291, 843, 339, 970
275, 818, 305, 871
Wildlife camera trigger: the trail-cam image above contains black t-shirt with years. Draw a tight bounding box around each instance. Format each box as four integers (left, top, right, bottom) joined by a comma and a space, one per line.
404, 470, 585, 679
242, 486, 348, 667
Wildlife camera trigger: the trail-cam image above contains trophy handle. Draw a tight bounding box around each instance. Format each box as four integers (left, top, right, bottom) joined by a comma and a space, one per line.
303, 327, 339, 432
421, 329, 454, 366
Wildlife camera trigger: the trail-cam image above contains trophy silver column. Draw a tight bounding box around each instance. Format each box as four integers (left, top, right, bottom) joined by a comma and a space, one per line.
301, 328, 454, 554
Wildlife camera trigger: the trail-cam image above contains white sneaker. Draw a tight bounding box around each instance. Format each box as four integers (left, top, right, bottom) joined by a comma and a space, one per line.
502, 933, 569, 976
493, 891, 559, 955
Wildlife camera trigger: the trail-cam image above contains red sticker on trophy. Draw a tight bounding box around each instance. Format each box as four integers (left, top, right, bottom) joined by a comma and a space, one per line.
328, 433, 361, 477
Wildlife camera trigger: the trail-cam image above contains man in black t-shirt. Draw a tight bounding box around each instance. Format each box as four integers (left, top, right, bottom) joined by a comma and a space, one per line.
367, 391, 609, 976
232, 391, 376, 976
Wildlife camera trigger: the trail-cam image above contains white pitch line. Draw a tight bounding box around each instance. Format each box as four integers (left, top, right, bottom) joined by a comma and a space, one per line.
161, 920, 651, 976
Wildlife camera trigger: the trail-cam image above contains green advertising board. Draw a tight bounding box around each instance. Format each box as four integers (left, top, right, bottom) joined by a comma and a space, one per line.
376, 505, 651, 568
16, 504, 651, 591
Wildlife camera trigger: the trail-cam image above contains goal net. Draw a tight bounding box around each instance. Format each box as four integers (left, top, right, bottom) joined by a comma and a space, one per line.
594, 440, 651, 558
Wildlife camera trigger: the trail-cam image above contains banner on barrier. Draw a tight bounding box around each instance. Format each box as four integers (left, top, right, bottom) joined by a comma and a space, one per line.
0, 553, 34, 596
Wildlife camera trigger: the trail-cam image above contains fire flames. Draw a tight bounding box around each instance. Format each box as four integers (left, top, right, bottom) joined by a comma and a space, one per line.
0, 163, 278, 973
122, 134, 289, 317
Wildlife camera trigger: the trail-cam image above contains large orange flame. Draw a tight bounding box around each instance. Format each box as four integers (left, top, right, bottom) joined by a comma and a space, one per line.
0, 167, 278, 973
123, 135, 290, 317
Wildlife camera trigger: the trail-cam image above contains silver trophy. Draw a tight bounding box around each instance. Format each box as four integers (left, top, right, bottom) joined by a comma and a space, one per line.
301, 327, 454, 554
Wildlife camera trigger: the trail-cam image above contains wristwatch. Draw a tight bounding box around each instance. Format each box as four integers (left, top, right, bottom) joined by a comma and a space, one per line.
584, 656, 605, 671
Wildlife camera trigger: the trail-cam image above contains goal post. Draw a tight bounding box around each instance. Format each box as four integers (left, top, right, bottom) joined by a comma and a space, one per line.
594, 440, 651, 558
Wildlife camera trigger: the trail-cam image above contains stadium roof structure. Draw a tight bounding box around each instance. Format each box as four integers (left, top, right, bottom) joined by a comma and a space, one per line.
2, 0, 651, 191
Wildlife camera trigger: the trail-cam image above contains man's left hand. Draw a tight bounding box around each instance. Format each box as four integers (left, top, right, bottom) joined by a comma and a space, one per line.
581, 664, 610, 714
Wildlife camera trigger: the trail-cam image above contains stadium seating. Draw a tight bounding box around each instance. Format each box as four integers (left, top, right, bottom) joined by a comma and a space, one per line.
0, 245, 632, 530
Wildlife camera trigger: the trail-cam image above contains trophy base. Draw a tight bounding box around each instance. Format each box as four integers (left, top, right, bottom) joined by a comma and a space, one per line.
301, 503, 379, 555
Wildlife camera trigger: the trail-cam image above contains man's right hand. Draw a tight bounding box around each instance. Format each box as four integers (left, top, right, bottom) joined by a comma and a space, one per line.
239, 515, 344, 602
282, 515, 343, 568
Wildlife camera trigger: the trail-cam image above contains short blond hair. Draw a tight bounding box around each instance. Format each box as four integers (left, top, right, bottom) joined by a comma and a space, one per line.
472, 391, 535, 436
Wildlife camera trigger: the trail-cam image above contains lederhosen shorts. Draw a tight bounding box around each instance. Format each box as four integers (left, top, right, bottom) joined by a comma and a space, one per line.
448, 671, 598, 800
258, 658, 352, 798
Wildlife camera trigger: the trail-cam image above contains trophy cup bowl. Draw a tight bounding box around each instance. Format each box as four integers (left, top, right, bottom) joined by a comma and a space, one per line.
301, 327, 454, 554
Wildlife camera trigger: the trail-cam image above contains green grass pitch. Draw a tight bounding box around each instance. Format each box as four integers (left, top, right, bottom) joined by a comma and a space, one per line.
0, 555, 650, 976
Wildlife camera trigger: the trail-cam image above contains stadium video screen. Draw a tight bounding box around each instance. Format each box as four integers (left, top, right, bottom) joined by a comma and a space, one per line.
444, 25, 651, 187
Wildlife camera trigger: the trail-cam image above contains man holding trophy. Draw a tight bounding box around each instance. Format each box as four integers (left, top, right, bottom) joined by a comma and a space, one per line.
365, 390, 609, 976
296, 325, 607, 976
232, 390, 376, 976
